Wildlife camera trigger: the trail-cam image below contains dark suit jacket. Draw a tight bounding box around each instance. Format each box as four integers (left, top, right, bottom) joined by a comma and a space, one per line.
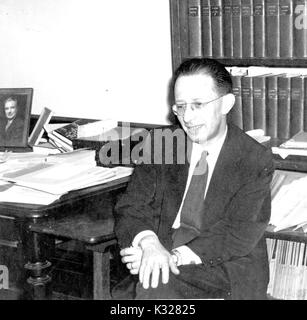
0, 117, 24, 146
114, 124, 274, 300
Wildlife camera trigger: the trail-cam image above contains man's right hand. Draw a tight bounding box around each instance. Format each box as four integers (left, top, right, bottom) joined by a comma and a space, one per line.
138, 235, 180, 289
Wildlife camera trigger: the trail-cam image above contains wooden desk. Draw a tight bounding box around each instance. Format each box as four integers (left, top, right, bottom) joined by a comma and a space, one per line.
0, 176, 129, 300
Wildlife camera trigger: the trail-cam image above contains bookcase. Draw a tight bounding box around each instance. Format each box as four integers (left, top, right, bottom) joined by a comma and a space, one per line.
169, 0, 307, 300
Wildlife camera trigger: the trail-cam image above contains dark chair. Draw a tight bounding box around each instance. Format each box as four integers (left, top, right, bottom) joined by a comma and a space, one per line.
29, 215, 118, 300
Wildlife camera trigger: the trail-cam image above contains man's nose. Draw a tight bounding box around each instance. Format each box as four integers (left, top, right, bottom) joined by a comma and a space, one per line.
183, 105, 194, 123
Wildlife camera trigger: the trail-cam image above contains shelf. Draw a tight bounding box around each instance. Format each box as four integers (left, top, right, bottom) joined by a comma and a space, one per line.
183, 57, 307, 68
265, 225, 307, 244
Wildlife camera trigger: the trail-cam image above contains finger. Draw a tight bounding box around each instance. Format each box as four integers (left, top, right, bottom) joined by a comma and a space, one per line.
120, 247, 142, 256
161, 263, 170, 284
131, 261, 141, 270
121, 251, 142, 264
126, 262, 132, 270
169, 259, 180, 275
139, 260, 146, 284
130, 268, 139, 275
142, 264, 152, 289
150, 263, 160, 288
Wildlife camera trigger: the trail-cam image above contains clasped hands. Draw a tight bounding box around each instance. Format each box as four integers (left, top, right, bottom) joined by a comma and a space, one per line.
120, 235, 180, 289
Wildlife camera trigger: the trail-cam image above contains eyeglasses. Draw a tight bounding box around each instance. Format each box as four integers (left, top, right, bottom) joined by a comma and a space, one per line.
172, 95, 225, 116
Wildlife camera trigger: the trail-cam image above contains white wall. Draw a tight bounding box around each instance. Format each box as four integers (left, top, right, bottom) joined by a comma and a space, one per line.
0, 0, 173, 125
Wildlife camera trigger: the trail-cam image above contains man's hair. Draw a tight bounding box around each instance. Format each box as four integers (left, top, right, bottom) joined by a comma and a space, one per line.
4, 96, 18, 107
172, 58, 232, 96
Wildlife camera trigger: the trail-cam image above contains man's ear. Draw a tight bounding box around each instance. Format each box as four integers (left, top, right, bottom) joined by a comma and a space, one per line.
221, 93, 235, 115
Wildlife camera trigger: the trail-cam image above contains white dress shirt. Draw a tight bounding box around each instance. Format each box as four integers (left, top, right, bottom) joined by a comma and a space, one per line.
132, 127, 228, 265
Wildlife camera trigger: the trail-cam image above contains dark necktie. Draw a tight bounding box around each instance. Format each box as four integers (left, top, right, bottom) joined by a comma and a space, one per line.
172, 150, 208, 248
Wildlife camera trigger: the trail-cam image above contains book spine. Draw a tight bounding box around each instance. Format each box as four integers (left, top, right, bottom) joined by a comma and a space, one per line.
266, 75, 279, 139
290, 76, 304, 137
278, 76, 291, 140
188, 0, 202, 57
304, 77, 307, 131
201, 0, 212, 57
229, 75, 243, 129
293, 0, 307, 58
253, 75, 266, 132
279, 0, 293, 58
232, 0, 242, 58
223, 0, 233, 58
210, 0, 224, 57
241, 76, 254, 131
265, 0, 280, 58
253, 0, 266, 58
178, 0, 189, 61
241, 0, 254, 58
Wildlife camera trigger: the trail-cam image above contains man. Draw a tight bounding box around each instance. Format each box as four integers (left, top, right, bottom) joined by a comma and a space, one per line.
114, 58, 274, 299
0, 97, 24, 146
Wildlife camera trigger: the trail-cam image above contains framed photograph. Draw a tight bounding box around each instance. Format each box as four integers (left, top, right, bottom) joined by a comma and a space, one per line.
0, 88, 33, 149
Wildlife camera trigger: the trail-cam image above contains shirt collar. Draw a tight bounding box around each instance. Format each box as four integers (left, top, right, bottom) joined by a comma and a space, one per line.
192, 126, 228, 158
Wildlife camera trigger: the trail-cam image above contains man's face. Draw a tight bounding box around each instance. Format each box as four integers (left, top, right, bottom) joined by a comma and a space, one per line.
4, 100, 17, 120
174, 73, 227, 145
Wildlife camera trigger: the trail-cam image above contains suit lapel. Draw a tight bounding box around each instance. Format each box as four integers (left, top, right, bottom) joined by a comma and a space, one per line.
203, 126, 244, 225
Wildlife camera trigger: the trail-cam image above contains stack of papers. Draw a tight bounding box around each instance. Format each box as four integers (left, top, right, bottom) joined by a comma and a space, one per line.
270, 170, 307, 232
272, 131, 307, 158
0, 149, 133, 205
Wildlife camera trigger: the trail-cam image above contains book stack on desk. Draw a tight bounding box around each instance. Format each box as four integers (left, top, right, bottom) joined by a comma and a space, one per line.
0, 149, 133, 205
45, 119, 118, 153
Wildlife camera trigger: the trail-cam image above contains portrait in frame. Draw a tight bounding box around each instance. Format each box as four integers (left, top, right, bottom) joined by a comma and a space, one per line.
0, 88, 33, 149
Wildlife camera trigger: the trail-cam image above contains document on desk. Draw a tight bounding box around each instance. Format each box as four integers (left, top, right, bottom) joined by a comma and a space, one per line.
0, 181, 62, 205
1, 163, 133, 195
0, 149, 134, 202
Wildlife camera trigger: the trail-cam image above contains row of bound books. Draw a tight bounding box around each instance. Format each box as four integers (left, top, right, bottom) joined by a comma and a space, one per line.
185, 0, 307, 59
267, 238, 307, 300
228, 72, 307, 140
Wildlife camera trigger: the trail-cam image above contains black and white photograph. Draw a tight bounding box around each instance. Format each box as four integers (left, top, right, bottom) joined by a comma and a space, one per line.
0, 88, 33, 148
1, 0, 307, 308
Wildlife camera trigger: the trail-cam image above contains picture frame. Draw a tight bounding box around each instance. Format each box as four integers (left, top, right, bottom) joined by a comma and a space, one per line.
0, 88, 33, 149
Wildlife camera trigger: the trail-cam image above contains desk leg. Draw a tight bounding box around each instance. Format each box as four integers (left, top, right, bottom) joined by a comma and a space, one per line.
22, 220, 54, 300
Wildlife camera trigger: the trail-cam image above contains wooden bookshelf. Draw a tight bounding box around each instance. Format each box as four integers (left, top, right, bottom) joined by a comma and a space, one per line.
266, 225, 307, 244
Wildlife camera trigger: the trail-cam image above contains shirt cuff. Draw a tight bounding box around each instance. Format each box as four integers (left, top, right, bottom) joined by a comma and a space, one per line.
132, 230, 157, 248
174, 245, 202, 266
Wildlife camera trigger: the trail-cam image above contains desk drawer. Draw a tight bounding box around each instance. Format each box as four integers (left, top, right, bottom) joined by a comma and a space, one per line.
0, 215, 20, 246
